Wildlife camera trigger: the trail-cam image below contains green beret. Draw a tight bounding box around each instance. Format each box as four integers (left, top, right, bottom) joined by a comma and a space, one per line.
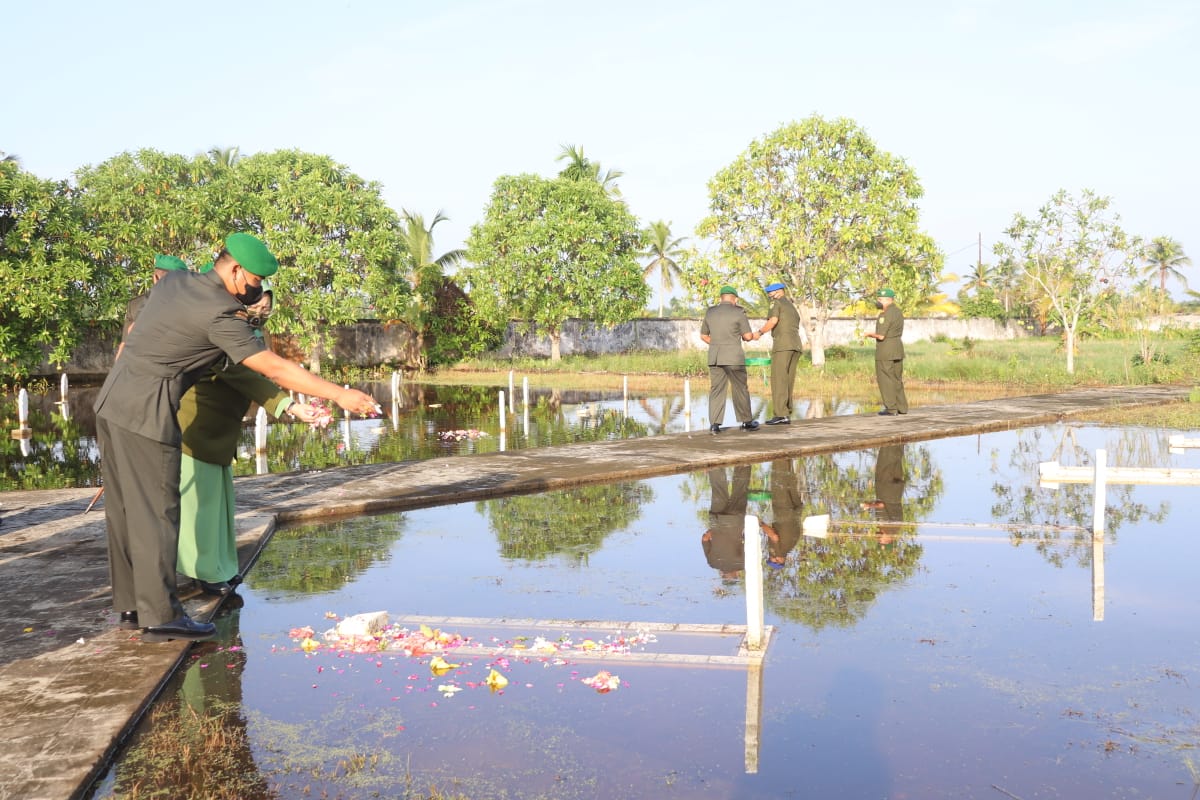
225, 232, 278, 277
719, 285, 738, 297
877, 288, 895, 298
154, 254, 188, 272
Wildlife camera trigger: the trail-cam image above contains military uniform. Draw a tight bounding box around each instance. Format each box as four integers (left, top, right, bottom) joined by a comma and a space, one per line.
765, 293, 802, 418
702, 465, 750, 575
94, 269, 267, 627
701, 300, 754, 427
873, 302, 908, 414
765, 458, 804, 565
176, 362, 292, 584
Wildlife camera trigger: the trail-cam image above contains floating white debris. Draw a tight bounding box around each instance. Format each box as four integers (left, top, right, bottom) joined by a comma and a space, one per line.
802, 514, 830, 539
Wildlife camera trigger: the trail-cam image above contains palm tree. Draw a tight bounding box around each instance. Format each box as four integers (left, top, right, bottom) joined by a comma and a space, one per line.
640, 220, 686, 317
1140, 236, 1191, 293
400, 209, 466, 369
555, 144, 623, 196
0, 151, 18, 164
206, 146, 241, 168
961, 262, 993, 295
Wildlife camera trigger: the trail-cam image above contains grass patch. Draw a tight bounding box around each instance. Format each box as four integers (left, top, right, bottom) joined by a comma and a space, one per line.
417, 338, 1198, 397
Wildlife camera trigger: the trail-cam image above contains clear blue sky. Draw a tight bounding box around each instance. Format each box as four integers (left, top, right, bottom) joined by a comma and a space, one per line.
9, 0, 1198, 302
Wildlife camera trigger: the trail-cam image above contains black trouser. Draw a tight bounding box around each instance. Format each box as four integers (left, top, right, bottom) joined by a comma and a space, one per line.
97, 417, 185, 627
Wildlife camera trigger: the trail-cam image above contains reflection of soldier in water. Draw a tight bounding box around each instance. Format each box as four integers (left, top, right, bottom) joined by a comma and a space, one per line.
177, 607, 269, 796
702, 465, 750, 579
861, 444, 906, 544
762, 458, 804, 569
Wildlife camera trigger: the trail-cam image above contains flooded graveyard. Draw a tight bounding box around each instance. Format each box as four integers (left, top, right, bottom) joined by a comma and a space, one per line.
2, 377, 874, 491
85, 422, 1200, 799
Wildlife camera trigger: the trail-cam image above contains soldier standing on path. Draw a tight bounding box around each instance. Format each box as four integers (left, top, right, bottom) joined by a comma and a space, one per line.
700, 285, 759, 433
864, 288, 909, 416
93, 233, 380, 643
754, 281, 802, 425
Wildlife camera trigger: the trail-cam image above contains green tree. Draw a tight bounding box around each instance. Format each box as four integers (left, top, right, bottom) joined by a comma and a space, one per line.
641, 220, 686, 317
464, 173, 648, 360
960, 261, 993, 296
212, 150, 410, 367
477, 481, 654, 564
1140, 235, 1191, 294
74, 149, 225, 312
698, 116, 942, 367
556, 144, 624, 196
995, 189, 1137, 374
0, 159, 99, 378
398, 209, 466, 370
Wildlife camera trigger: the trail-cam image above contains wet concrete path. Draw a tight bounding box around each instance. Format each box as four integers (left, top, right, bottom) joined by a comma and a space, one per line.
0, 385, 1187, 800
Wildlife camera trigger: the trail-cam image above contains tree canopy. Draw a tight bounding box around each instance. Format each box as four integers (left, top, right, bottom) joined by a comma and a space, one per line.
696, 115, 942, 366
995, 189, 1136, 374
0, 160, 96, 376
212, 150, 410, 363
464, 173, 648, 360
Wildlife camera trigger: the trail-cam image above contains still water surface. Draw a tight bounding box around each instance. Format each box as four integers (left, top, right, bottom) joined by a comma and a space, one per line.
2, 379, 868, 490
90, 422, 1200, 799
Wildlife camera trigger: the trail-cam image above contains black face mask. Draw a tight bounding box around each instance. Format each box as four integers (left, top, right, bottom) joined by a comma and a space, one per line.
234, 270, 264, 306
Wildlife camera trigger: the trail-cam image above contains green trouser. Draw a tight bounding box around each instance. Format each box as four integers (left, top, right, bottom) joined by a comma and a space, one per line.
770, 349, 801, 417
177, 455, 240, 583
875, 357, 909, 413
709, 365, 752, 425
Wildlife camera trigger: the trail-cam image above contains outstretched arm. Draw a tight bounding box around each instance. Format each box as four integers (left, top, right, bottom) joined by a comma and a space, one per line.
240, 350, 378, 415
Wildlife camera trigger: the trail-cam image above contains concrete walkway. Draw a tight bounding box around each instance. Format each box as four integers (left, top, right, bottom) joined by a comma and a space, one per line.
0, 385, 1187, 800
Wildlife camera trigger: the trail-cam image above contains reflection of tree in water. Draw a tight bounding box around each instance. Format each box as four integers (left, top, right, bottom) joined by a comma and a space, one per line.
763, 447, 940, 630
0, 399, 100, 491
637, 395, 685, 435
675, 447, 943, 629
479, 481, 654, 564
252, 514, 406, 595
992, 425, 1169, 568
229, 383, 649, 476
769, 533, 924, 630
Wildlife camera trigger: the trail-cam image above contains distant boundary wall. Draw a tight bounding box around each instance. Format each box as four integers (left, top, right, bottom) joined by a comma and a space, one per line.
36, 315, 1200, 378
496, 316, 1030, 359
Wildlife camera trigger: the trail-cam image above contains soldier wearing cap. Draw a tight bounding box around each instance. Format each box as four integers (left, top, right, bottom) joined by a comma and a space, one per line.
176, 283, 321, 598
700, 285, 759, 433
864, 288, 908, 416
94, 233, 379, 642
754, 281, 802, 424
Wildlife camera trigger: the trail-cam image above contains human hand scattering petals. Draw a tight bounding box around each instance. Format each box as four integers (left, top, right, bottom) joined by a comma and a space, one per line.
286, 402, 323, 425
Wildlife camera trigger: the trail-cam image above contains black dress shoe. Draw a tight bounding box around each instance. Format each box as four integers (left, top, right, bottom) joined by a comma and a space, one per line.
710, 423, 721, 434
765, 416, 789, 425
119, 610, 139, 630
142, 615, 217, 642
878, 409, 898, 416
742, 420, 760, 431
198, 580, 233, 596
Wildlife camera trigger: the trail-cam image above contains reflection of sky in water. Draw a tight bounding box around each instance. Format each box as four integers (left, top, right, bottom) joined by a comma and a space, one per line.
99, 422, 1199, 800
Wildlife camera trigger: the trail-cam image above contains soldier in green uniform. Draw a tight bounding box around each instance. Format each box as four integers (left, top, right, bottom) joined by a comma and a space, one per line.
864, 288, 909, 416
754, 281, 803, 424
700, 285, 759, 434
761, 457, 805, 569
94, 233, 379, 642
176, 285, 321, 596
701, 465, 751, 580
